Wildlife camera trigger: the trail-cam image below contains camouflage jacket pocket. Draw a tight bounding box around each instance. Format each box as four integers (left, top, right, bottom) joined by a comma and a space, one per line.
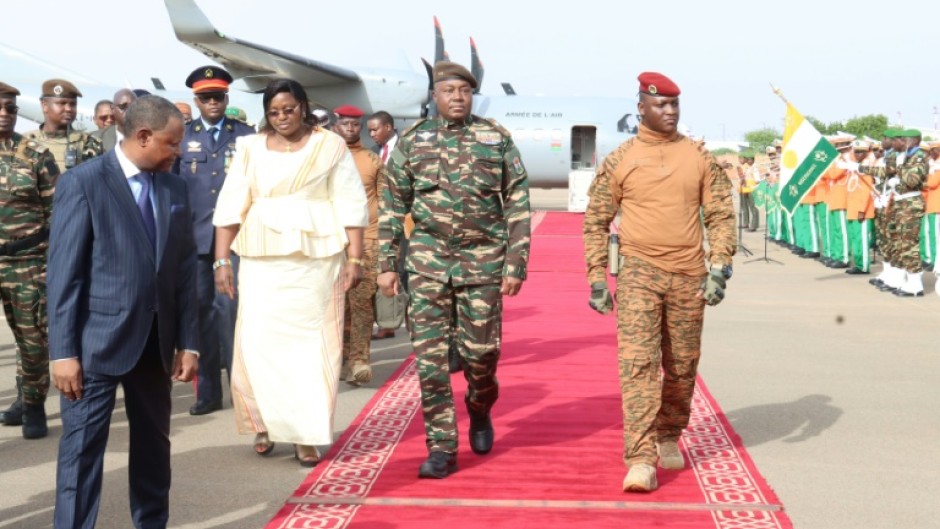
7, 169, 38, 198
412, 152, 441, 191
472, 158, 502, 191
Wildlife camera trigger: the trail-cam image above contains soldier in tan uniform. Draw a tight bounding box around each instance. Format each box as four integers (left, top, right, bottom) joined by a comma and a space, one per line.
582, 72, 736, 492
0, 82, 60, 438
24, 79, 103, 173
334, 104, 387, 385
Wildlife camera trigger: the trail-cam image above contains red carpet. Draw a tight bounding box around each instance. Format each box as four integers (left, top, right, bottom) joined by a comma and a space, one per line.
265, 212, 792, 529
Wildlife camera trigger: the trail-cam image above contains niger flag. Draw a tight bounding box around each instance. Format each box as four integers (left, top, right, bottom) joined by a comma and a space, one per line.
777, 104, 838, 214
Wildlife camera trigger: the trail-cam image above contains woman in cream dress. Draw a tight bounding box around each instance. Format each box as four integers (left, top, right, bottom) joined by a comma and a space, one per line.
212, 79, 367, 466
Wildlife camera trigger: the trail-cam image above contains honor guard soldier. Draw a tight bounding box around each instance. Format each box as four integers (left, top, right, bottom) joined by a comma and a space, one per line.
177, 66, 255, 415
0, 82, 60, 438
582, 72, 736, 492
377, 61, 531, 479
25, 79, 103, 173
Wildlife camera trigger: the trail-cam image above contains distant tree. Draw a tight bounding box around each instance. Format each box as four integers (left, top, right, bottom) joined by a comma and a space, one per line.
805, 115, 828, 133
843, 114, 889, 139
743, 127, 780, 152
709, 147, 739, 156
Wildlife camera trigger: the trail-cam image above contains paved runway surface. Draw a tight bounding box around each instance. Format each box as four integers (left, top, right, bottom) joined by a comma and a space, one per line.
1, 189, 937, 528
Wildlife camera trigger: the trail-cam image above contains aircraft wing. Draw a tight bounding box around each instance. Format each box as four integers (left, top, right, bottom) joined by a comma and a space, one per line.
165, 0, 360, 92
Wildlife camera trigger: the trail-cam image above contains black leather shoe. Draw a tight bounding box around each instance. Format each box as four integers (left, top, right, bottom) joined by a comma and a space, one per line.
189, 398, 223, 416
418, 451, 457, 479
829, 261, 849, 269
868, 277, 884, 287
22, 403, 47, 439
0, 398, 24, 426
893, 289, 924, 297
792, 248, 806, 256
877, 283, 898, 292
468, 409, 494, 455
800, 252, 820, 259
845, 267, 868, 275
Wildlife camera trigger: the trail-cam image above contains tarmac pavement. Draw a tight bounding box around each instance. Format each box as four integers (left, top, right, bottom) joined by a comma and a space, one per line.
1, 189, 938, 528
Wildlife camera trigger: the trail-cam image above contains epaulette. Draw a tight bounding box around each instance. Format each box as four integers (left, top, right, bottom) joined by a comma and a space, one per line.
15, 137, 48, 163
401, 118, 429, 138
476, 116, 512, 138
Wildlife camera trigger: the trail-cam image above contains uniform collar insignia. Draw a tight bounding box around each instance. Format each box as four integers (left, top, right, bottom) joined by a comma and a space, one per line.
194, 123, 203, 132
416, 130, 436, 142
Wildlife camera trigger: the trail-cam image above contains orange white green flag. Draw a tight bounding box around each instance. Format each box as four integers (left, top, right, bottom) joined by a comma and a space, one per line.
776, 97, 838, 214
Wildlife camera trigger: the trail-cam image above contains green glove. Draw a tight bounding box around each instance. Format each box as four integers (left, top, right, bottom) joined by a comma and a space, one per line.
700, 268, 727, 306
588, 282, 613, 314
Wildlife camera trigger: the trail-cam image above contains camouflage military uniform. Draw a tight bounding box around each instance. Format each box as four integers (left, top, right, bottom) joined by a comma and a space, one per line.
343, 143, 388, 383
23, 127, 102, 174
378, 115, 530, 453
0, 133, 60, 405
888, 149, 929, 272
583, 128, 736, 467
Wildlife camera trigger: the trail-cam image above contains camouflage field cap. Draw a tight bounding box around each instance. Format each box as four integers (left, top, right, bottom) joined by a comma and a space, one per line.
225, 106, 247, 123
42, 79, 82, 98
432, 61, 478, 89
0, 82, 20, 97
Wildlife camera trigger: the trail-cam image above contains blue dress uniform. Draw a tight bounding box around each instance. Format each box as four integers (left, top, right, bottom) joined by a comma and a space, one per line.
176, 65, 256, 415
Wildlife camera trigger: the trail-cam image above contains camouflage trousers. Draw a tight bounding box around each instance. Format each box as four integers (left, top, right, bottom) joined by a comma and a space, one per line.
615, 256, 705, 466
409, 275, 502, 453
887, 198, 924, 273
0, 258, 49, 404
874, 208, 891, 261
343, 239, 379, 368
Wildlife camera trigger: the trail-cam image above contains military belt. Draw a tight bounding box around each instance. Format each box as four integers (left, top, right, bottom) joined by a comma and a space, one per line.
0, 228, 49, 256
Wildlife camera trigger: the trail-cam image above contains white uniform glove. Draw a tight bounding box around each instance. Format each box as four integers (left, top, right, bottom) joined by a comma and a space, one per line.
887, 177, 900, 188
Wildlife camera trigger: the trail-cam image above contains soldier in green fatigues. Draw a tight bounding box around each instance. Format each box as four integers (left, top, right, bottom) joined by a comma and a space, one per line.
0, 82, 60, 438
24, 79, 102, 174
377, 61, 531, 479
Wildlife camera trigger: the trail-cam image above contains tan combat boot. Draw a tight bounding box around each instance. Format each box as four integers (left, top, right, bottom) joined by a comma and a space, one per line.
622, 463, 658, 492
657, 440, 685, 470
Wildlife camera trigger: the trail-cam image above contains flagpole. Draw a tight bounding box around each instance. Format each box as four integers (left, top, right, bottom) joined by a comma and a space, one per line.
770, 83, 791, 106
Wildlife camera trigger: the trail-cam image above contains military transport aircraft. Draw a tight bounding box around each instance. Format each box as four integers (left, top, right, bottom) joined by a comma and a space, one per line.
1, 42, 260, 134
164, 0, 637, 187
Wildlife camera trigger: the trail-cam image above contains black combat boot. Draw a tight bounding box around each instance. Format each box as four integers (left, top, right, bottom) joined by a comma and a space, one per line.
0, 376, 24, 426
467, 399, 494, 455
417, 451, 457, 479
22, 403, 48, 439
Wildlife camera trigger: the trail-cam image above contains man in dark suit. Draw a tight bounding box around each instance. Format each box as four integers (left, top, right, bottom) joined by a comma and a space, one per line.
176, 66, 254, 416
48, 95, 198, 529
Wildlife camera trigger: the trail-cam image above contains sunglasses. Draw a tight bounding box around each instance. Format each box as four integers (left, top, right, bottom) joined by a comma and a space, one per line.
197, 93, 226, 104
266, 106, 299, 119
0, 104, 19, 114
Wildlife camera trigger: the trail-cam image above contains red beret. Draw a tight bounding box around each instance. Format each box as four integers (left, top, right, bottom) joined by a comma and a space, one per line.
333, 104, 365, 118
638, 72, 680, 97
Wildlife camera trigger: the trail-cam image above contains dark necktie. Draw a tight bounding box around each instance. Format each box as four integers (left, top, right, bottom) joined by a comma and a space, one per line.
208, 126, 218, 149
136, 172, 156, 250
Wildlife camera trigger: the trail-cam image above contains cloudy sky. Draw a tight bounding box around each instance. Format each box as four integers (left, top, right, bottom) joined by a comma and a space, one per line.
4, 0, 938, 140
